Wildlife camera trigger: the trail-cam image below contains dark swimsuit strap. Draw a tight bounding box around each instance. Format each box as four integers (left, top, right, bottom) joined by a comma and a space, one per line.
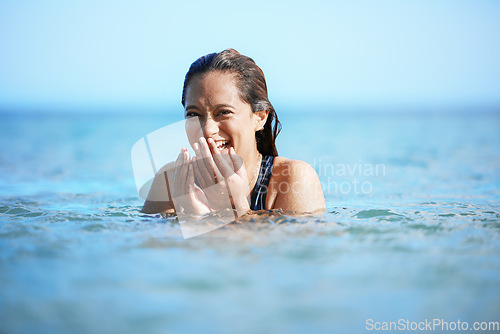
250, 155, 274, 211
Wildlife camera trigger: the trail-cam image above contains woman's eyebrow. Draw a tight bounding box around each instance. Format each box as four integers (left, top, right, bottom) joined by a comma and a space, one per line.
185, 103, 235, 111
185, 105, 198, 111
214, 104, 236, 109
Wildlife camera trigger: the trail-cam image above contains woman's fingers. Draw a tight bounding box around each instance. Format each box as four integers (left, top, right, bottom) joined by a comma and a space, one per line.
187, 163, 195, 194
197, 137, 223, 183
180, 149, 190, 193
207, 138, 235, 179
197, 138, 213, 171
172, 149, 184, 194
193, 142, 215, 186
169, 147, 214, 216
229, 147, 246, 179
192, 156, 207, 188
173, 148, 190, 195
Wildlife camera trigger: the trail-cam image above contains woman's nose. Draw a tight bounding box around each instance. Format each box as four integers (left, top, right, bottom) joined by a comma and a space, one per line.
202, 117, 218, 138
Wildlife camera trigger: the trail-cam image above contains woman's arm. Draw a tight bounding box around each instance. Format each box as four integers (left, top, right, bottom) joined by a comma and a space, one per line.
140, 163, 175, 214
269, 158, 326, 213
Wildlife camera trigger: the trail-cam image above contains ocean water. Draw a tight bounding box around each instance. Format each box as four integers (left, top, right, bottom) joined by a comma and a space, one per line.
0, 110, 499, 334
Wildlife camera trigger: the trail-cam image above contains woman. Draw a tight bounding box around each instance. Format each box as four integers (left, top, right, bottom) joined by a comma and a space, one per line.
142, 49, 325, 216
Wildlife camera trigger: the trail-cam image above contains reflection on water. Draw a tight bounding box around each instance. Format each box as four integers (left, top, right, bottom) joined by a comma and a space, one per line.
0, 112, 499, 333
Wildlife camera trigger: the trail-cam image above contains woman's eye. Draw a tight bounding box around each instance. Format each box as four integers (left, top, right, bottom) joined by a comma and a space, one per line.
218, 110, 232, 116
185, 111, 200, 118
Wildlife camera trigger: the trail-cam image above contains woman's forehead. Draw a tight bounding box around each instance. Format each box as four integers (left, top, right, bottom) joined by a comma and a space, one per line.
185, 71, 244, 106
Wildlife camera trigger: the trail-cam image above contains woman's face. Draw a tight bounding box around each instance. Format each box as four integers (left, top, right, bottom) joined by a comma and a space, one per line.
184, 71, 262, 159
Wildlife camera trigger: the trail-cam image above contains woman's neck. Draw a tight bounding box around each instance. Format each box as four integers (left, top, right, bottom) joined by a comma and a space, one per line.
245, 149, 262, 190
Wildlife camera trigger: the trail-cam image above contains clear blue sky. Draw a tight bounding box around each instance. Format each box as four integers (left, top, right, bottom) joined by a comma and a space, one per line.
1, 0, 499, 112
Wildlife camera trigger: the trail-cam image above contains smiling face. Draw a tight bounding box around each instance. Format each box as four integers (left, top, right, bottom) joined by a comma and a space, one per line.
184, 71, 266, 160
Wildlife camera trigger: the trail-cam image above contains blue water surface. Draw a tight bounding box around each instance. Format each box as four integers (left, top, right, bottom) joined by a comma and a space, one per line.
0, 110, 499, 334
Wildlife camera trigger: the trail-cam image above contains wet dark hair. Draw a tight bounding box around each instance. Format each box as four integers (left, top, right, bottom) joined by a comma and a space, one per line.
181, 48, 281, 157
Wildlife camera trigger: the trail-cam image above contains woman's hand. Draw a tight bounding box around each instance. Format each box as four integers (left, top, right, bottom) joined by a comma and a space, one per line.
170, 147, 211, 216
191, 137, 251, 216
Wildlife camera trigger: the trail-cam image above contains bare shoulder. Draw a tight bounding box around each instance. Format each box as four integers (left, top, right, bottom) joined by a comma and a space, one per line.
267, 156, 326, 213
